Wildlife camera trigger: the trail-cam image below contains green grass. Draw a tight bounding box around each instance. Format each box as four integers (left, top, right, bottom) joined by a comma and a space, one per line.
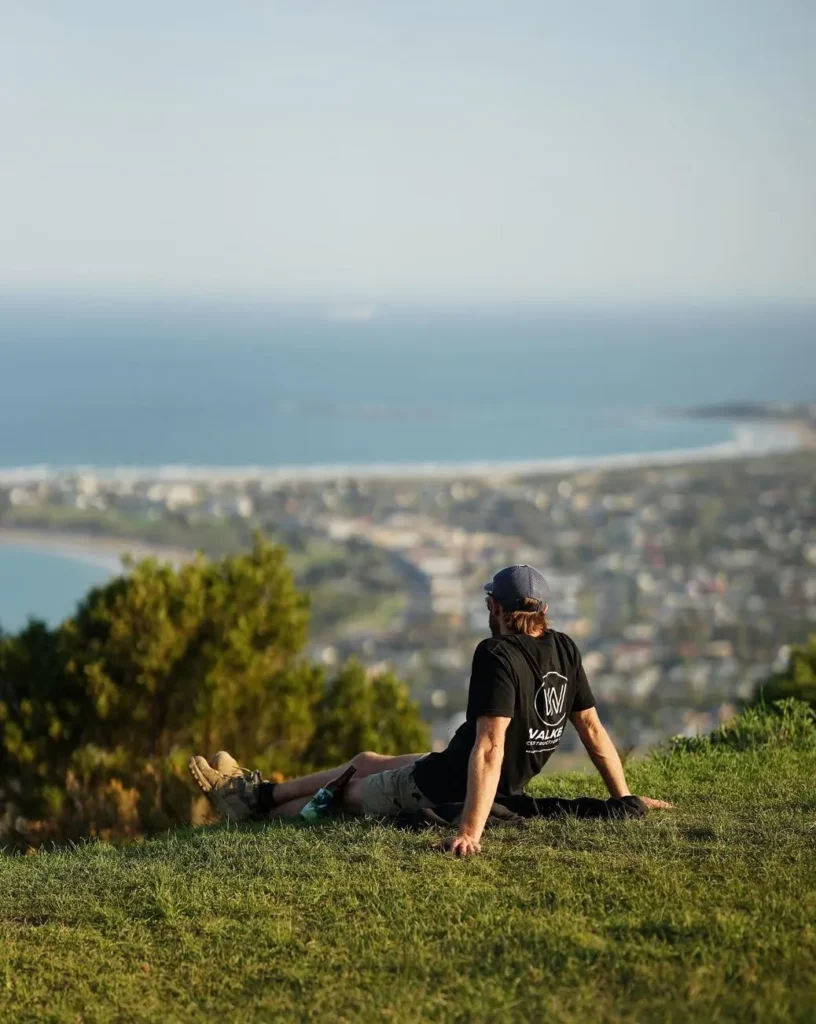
1, 706, 815, 1023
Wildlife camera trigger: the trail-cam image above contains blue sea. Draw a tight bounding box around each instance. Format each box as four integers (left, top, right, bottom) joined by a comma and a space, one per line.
0, 296, 814, 626
1, 298, 814, 469
0, 544, 113, 632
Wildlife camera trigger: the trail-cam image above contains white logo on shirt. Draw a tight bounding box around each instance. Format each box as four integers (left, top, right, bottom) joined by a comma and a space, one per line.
534, 671, 568, 729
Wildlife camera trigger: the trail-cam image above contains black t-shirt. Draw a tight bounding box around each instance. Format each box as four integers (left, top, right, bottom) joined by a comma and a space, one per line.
412, 630, 595, 805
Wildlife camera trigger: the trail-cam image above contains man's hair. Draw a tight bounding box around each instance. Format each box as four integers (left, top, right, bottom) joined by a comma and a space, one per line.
498, 596, 550, 636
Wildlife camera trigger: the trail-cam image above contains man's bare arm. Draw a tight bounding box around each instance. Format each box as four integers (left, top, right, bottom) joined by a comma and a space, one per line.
570, 707, 674, 809
570, 707, 632, 798
442, 715, 510, 857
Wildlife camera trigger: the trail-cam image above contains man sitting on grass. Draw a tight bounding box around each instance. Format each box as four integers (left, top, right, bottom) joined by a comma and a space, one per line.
189, 564, 671, 856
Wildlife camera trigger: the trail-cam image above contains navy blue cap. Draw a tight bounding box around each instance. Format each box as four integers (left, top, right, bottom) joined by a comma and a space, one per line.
484, 564, 550, 612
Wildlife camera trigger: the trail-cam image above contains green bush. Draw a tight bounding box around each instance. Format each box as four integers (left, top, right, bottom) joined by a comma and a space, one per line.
666, 698, 816, 755
757, 634, 816, 710
0, 535, 428, 847
304, 659, 429, 767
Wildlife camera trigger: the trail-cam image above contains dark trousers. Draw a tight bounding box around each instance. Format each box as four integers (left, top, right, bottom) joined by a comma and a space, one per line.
393, 794, 647, 831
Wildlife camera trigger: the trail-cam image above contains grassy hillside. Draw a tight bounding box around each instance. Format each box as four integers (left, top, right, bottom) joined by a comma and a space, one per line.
1, 703, 814, 1023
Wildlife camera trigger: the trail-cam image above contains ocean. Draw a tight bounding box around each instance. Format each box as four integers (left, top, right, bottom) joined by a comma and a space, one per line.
0, 297, 813, 626
0, 544, 113, 632
1, 299, 814, 470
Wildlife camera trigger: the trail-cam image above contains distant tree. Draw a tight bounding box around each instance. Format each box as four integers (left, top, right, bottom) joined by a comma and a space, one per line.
60, 537, 312, 762
0, 619, 83, 828
0, 535, 427, 845
757, 635, 816, 711
304, 659, 429, 769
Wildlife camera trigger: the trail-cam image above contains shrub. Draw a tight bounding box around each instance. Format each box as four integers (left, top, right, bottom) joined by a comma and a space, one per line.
756, 634, 816, 711
0, 536, 428, 847
666, 698, 816, 755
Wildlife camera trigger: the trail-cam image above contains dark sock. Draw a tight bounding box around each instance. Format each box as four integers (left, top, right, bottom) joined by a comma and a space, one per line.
256, 782, 278, 815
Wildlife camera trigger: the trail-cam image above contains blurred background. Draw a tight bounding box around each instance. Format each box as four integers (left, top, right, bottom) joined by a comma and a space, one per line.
0, 2, 814, 840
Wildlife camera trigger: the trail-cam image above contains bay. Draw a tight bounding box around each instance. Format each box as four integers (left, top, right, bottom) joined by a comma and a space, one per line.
0, 298, 812, 628
0, 544, 114, 632
0, 299, 813, 469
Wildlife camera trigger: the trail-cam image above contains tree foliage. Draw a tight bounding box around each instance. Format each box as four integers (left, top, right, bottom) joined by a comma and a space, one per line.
304, 659, 430, 768
757, 635, 816, 711
0, 535, 428, 846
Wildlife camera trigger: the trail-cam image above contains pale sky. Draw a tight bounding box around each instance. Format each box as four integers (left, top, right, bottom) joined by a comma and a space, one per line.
0, 1, 813, 302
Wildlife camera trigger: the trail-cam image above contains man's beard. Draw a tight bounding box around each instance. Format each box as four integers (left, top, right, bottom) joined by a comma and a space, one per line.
488, 611, 501, 636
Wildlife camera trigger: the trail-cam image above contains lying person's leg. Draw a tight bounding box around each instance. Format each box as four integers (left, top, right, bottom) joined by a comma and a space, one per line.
188, 749, 427, 822
270, 751, 425, 807
266, 795, 312, 818
267, 778, 368, 820
340, 764, 434, 819
268, 767, 421, 820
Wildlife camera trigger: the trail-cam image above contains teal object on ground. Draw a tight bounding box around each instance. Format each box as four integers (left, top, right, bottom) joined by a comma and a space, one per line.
300, 787, 335, 822
299, 765, 357, 822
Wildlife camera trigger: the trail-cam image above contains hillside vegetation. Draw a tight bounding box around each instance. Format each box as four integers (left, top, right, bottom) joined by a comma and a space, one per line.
0, 537, 427, 848
1, 701, 814, 1023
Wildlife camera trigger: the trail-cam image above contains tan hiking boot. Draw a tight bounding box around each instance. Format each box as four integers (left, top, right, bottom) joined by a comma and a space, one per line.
210, 750, 243, 778
187, 755, 263, 822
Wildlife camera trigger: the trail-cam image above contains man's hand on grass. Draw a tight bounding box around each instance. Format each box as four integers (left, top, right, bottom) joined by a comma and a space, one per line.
440, 833, 482, 857
640, 796, 675, 810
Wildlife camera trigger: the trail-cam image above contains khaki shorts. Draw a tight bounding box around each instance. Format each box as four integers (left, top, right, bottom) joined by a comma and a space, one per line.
359, 758, 434, 817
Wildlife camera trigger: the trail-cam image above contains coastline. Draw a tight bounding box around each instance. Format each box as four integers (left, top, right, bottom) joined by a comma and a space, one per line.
0, 530, 194, 575
0, 420, 810, 488
0, 417, 812, 626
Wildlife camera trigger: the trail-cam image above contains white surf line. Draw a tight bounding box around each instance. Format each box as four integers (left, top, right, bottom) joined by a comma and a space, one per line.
0, 422, 803, 487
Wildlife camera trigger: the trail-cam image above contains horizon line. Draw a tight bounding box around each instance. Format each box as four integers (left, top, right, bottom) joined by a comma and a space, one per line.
1, 288, 815, 313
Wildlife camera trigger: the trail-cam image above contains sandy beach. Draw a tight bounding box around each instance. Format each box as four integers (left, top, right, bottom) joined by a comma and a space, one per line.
0, 529, 195, 575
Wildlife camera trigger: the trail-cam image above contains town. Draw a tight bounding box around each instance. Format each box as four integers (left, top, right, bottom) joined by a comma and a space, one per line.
2, 422, 815, 755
